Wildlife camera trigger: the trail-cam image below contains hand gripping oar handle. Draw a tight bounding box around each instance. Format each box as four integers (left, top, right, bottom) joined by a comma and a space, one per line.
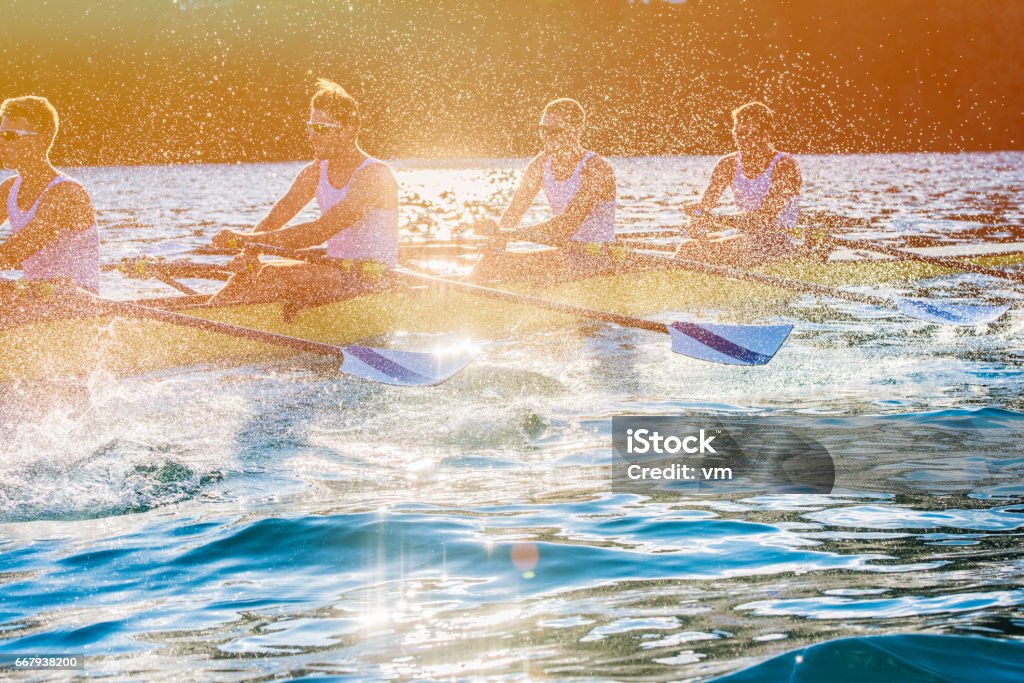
104, 257, 235, 295
104, 257, 233, 281
827, 235, 1024, 285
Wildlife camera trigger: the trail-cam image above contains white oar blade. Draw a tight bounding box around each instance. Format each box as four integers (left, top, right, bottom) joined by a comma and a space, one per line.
667, 321, 793, 366
340, 344, 479, 386
895, 298, 1011, 326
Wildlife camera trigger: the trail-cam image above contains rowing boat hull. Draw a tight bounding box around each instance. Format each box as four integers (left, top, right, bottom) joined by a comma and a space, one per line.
2, 252, 1019, 382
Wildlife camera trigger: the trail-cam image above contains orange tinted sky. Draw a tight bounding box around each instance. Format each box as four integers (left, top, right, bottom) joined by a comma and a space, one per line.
2, 0, 1021, 164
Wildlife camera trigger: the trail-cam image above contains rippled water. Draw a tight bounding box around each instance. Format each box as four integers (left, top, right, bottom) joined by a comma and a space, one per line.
1, 154, 1023, 680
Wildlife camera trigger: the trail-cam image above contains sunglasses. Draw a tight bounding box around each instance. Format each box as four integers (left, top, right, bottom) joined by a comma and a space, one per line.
306, 122, 344, 135
0, 129, 39, 143
538, 125, 567, 137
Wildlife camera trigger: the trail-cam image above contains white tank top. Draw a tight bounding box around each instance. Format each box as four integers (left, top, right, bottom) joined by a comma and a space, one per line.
541, 151, 615, 243
317, 158, 399, 268
6, 174, 100, 292
732, 151, 800, 228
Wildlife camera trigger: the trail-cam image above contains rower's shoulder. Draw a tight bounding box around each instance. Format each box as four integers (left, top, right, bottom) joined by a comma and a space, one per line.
774, 152, 800, 171
583, 151, 613, 169
33, 178, 95, 226
290, 162, 321, 191
711, 152, 738, 175
716, 151, 739, 166
772, 152, 801, 181
581, 152, 615, 179
362, 157, 397, 183
524, 152, 547, 173
46, 177, 92, 206
350, 158, 398, 199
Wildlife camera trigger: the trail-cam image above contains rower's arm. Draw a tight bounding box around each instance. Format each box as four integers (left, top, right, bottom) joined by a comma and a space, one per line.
253, 163, 318, 232
230, 165, 397, 250
497, 155, 544, 230
688, 154, 734, 217
512, 156, 615, 245
754, 155, 801, 226
0, 176, 11, 228
210, 164, 318, 249
0, 182, 94, 268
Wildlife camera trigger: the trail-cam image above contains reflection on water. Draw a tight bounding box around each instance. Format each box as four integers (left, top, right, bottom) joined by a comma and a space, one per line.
0, 154, 1023, 680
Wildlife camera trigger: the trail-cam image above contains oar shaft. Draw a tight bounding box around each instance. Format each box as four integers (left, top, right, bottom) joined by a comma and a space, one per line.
104, 259, 233, 281
615, 230, 682, 240
237, 243, 671, 335
85, 295, 345, 359
627, 251, 892, 308
829, 236, 1024, 284
400, 268, 671, 335
619, 239, 676, 252
153, 272, 201, 295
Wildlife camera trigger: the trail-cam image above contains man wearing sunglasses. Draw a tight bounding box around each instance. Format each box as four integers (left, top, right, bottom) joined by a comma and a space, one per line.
210, 79, 398, 306
474, 98, 617, 285
673, 102, 801, 266
0, 96, 100, 300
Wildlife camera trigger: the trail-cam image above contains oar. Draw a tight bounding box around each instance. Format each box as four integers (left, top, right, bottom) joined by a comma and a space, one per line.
792, 210, 1024, 284
70, 290, 476, 386
627, 251, 1010, 326
229, 243, 794, 367
103, 257, 234, 295
826, 235, 1024, 285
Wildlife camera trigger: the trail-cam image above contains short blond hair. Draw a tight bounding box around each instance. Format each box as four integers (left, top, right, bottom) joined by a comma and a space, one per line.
543, 98, 586, 129
731, 101, 774, 134
0, 95, 59, 142
311, 78, 359, 128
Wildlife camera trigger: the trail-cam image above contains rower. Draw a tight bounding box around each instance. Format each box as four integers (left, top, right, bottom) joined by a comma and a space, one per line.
0, 96, 100, 314
674, 102, 802, 267
474, 98, 618, 286
210, 79, 398, 306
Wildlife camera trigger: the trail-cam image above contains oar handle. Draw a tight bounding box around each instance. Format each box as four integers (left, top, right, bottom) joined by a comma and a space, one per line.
828, 235, 1024, 284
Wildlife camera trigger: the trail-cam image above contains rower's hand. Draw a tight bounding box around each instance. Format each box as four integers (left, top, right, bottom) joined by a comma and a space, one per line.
212, 229, 245, 249
680, 202, 704, 218
484, 229, 510, 255
680, 203, 713, 239
473, 219, 507, 254
228, 251, 261, 275
474, 218, 499, 238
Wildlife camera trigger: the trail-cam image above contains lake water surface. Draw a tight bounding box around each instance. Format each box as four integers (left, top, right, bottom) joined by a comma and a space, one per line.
1, 154, 1023, 680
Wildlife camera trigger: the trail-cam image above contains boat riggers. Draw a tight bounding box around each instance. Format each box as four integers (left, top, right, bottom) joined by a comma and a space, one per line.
225, 242, 793, 367
71, 289, 478, 387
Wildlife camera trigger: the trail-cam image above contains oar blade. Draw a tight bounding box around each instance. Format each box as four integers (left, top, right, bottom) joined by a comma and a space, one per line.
667, 321, 793, 366
895, 298, 1011, 326
340, 344, 479, 386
